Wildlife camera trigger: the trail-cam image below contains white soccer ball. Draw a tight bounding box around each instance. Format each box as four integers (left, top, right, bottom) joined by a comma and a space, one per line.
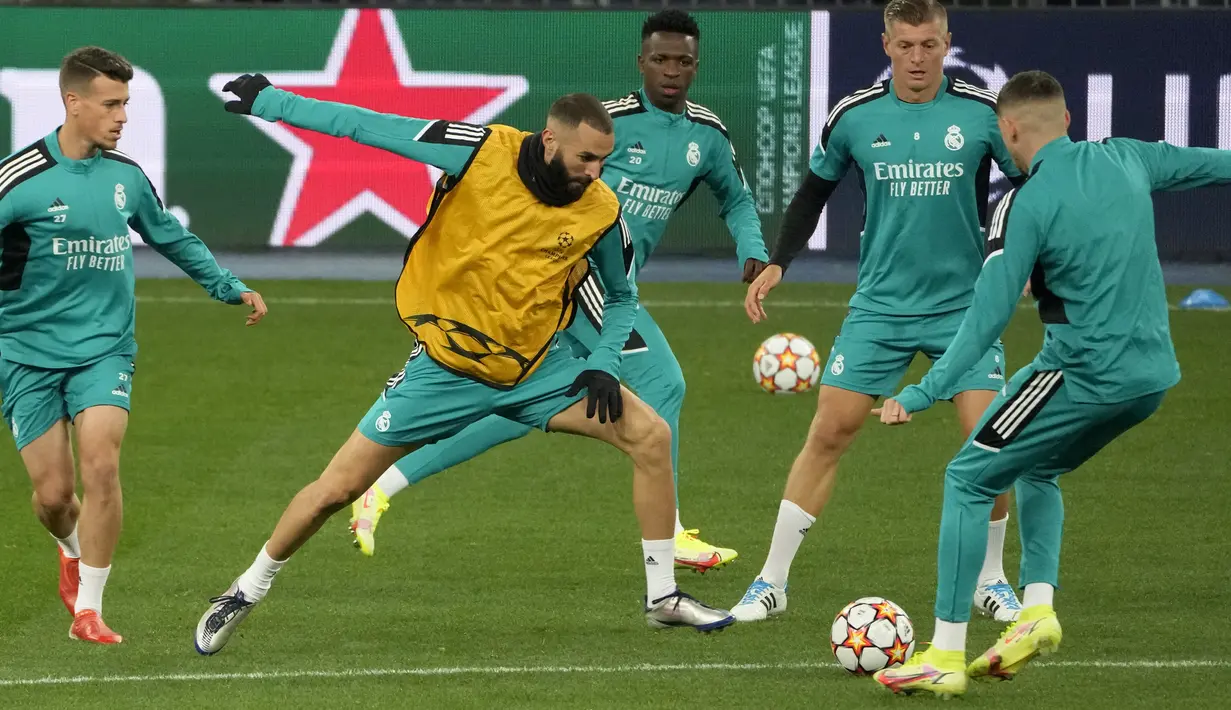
830, 597, 916, 675
753, 332, 821, 394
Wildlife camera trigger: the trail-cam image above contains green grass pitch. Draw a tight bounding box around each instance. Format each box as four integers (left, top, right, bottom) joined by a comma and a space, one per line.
0, 279, 1227, 708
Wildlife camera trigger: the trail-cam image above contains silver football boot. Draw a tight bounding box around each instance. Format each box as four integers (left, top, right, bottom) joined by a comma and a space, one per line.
195, 579, 257, 655
644, 589, 735, 632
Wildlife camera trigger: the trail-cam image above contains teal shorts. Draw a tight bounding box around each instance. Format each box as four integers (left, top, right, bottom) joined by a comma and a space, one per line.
821, 307, 1005, 400
357, 340, 589, 448
0, 354, 136, 450
950, 363, 1165, 489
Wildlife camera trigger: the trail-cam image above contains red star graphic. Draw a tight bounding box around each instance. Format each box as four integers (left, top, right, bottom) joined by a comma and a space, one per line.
873, 600, 899, 624
886, 638, 911, 666
211, 9, 526, 246
843, 626, 873, 656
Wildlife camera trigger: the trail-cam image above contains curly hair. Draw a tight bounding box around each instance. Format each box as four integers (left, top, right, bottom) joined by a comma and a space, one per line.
642, 10, 700, 42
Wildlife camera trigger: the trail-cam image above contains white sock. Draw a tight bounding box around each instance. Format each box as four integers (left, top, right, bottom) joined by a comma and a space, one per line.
673, 510, 685, 536
931, 619, 968, 653
375, 465, 409, 497
75, 563, 110, 615
236, 544, 287, 602
979, 515, 1008, 583
1022, 582, 1055, 609
642, 538, 676, 602
757, 500, 816, 587
53, 524, 81, 559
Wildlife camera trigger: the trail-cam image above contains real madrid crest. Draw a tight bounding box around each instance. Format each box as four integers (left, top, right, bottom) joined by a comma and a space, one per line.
686, 141, 701, 167
114, 183, 127, 211
944, 125, 964, 151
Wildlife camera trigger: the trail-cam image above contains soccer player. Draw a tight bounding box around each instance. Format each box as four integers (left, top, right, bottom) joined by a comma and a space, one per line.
733, 0, 1027, 623
194, 75, 734, 655
350, 9, 767, 572
872, 70, 1231, 697
0, 47, 266, 645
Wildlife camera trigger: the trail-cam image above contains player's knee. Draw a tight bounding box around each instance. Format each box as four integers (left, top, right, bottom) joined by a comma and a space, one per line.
31, 481, 74, 516
624, 406, 672, 467
805, 406, 862, 457
943, 467, 999, 503
661, 369, 686, 409
310, 469, 371, 515
78, 452, 120, 496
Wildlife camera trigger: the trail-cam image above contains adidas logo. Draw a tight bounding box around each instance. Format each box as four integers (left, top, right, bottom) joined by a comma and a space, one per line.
989, 366, 1004, 381
47, 198, 69, 213
627, 141, 646, 155
645, 556, 658, 566
871, 134, 892, 148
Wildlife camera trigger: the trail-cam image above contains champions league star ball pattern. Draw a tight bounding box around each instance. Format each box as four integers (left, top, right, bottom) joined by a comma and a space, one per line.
830, 597, 916, 675
753, 333, 822, 394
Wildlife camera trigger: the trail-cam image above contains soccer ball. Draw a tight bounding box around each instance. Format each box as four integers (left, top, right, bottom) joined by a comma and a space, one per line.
753, 333, 821, 394
830, 597, 916, 675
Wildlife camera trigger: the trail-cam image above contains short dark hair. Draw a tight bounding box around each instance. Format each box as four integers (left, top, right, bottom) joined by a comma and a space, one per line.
548, 93, 613, 135
997, 70, 1066, 114
642, 9, 700, 42
883, 0, 948, 31
59, 46, 134, 95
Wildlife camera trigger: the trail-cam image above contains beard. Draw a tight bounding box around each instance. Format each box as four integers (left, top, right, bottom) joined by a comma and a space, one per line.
549, 153, 592, 200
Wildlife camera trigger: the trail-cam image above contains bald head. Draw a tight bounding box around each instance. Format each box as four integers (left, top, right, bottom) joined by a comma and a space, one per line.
995, 70, 1071, 173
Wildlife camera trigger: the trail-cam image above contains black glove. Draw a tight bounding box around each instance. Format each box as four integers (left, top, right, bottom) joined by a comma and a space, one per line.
742, 258, 768, 284
565, 370, 623, 424
222, 73, 273, 115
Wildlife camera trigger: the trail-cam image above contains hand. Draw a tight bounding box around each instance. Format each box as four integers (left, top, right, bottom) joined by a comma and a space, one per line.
742, 258, 767, 284
222, 73, 273, 115
241, 290, 268, 326
744, 264, 783, 323
870, 398, 912, 425
565, 370, 623, 424
1021, 280, 1033, 299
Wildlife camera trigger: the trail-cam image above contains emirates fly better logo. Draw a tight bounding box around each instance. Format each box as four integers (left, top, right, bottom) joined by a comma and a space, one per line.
208, 10, 527, 247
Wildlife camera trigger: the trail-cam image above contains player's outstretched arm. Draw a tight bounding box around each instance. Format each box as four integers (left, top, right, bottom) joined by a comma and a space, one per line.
130, 176, 266, 325
585, 216, 638, 379
564, 217, 637, 423
743, 170, 838, 323
1115, 139, 1231, 193
222, 74, 476, 177
703, 141, 768, 283
746, 123, 851, 322
891, 189, 1042, 418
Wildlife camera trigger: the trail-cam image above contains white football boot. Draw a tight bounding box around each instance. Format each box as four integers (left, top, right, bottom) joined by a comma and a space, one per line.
730, 577, 788, 622
974, 579, 1023, 623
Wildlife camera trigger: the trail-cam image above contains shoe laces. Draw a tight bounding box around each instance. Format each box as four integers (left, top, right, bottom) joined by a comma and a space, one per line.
737, 579, 773, 605
983, 581, 1022, 609
677, 529, 700, 541
205, 592, 253, 631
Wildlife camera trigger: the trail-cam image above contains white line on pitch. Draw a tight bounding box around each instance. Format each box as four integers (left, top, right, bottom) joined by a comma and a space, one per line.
132, 296, 1225, 312
0, 658, 1224, 688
